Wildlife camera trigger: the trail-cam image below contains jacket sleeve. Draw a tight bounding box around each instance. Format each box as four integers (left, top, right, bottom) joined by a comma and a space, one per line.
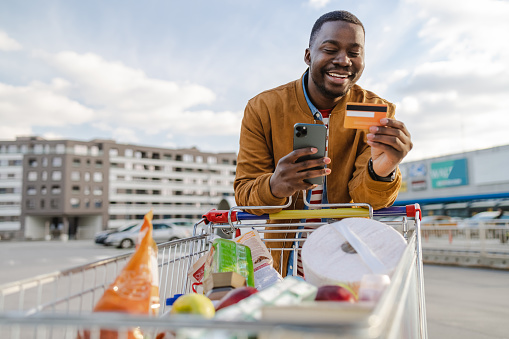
347, 103, 402, 210
234, 101, 287, 215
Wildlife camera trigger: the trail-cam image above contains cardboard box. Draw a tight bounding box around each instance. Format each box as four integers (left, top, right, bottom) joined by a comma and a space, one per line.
203, 272, 246, 296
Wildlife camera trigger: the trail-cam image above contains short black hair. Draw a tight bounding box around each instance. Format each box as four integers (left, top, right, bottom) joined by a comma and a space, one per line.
309, 10, 365, 47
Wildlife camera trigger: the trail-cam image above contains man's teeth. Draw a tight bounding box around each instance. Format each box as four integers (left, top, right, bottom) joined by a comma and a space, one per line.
328, 72, 348, 78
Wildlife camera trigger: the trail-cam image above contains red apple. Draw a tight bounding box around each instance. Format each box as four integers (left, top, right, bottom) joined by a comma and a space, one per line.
215, 286, 258, 311
315, 285, 356, 303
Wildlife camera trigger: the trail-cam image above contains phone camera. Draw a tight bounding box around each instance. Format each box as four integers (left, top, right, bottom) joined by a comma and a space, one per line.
296, 125, 307, 137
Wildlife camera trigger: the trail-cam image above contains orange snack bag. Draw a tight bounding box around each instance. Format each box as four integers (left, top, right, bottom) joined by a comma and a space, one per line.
78, 211, 160, 339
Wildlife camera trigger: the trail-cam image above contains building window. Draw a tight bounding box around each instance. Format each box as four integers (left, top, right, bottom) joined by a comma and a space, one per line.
34, 145, 43, 154
109, 148, 118, 156
7, 145, 18, 153
93, 172, 103, 182
70, 198, 80, 208
40, 199, 45, 209
93, 187, 103, 195
196, 156, 203, 163
90, 146, 99, 156
72, 185, 80, 194
52, 171, 62, 181
56, 144, 65, 154
74, 145, 88, 155
84, 198, 90, 208
41, 186, 47, 195
27, 186, 36, 195
184, 154, 193, 162
94, 199, 102, 208
73, 158, 81, 167
50, 198, 59, 209
84, 186, 90, 195
84, 172, 90, 182
95, 160, 103, 168
42, 171, 48, 181
125, 149, 133, 157
52, 157, 62, 167
26, 199, 35, 210
51, 185, 61, 194
208, 157, 217, 164
71, 171, 80, 181
42, 157, 48, 167
28, 158, 38, 167
27, 171, 38, 181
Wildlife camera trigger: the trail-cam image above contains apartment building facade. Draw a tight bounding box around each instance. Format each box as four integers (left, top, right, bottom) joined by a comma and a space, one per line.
0, 137, 237, 240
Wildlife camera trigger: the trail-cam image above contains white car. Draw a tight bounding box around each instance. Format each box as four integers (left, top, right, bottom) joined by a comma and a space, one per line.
458, 211, 509, 228
104, 219, 195, 248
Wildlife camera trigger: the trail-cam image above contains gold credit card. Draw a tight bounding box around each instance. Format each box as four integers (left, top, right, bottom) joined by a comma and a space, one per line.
344, 103, 388, 129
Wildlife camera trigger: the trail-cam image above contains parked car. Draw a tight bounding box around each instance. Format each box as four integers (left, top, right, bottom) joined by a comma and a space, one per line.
94, 223, 139, 244
104, 219, 194, 248
420, 215, 460, 227
458, 211, 509, 228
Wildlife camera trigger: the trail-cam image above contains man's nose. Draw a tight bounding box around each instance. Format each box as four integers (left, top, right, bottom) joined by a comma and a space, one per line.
333, 52, 352, 67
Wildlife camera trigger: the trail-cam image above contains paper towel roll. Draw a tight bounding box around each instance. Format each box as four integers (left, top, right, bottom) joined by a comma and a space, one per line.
302, 218, 407, 288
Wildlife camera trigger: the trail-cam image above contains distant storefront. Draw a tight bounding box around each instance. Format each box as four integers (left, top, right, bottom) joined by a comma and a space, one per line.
396, 145, 509, 217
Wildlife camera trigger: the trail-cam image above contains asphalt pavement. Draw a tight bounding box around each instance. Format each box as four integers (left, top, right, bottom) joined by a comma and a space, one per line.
1, 240, 508, 338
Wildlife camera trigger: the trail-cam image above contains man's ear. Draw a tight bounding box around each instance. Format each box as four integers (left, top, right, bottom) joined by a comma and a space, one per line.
304, 48, 311, 66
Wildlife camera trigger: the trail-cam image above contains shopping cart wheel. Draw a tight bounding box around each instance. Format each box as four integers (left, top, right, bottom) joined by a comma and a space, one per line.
119, 239, 134, 249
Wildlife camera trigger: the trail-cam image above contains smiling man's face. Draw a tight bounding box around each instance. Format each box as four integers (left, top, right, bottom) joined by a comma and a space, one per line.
305, 20, 365, 109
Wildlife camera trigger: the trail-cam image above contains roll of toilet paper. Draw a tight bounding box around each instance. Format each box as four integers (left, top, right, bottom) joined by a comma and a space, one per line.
302, 218, 407, 288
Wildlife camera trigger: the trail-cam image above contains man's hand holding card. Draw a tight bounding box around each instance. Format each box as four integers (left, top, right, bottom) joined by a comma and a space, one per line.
344, 102, 413, 179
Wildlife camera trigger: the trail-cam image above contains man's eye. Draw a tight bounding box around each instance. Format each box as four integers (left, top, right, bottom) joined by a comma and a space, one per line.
323, 49, 336, 54
349, 52, 360, 57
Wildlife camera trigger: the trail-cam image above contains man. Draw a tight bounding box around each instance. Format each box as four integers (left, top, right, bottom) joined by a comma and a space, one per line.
234, 10, 413, 274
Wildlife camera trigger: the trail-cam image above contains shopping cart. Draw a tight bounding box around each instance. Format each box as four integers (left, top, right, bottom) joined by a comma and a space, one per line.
0, 198, 427, 339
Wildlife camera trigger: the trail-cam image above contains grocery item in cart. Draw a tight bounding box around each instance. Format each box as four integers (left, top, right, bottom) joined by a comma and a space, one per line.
234, 229, 283, 290
215, 276, 317, 321
302, 218, 406, 293
203, 238, 255, 288
78, 211, 160, 339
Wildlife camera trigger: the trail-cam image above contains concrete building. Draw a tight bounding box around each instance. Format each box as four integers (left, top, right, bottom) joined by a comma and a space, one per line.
0, 137, 237, 240
396, 144, 509, 217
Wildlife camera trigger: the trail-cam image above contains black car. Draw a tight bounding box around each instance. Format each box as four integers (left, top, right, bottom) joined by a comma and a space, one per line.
94, 223, 138, 244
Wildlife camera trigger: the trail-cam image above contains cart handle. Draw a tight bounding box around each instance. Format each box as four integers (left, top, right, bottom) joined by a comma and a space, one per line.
202, 203, 421, 224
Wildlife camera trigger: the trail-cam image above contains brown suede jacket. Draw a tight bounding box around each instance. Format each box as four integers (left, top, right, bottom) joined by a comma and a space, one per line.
234, 72, 402, 274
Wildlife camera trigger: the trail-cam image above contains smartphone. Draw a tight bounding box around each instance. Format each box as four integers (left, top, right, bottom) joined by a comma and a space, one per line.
293, 123, 327, 185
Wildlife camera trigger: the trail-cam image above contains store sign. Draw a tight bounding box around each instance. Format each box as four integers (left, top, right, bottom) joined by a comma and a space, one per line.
411, 180, 427, 191
430, 158, 469, 188
409, 163, 427, 178
399, 181, 408, 193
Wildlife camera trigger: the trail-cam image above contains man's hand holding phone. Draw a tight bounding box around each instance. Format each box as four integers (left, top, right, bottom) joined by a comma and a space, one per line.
269, 148, 331, 199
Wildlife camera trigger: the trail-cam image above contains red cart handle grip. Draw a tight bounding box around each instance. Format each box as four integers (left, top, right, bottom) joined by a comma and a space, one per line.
406, 204, 422, 220
202, 209, 238, 224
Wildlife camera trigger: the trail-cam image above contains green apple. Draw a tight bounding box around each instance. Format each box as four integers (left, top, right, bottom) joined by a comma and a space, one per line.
170, 293, 215, 319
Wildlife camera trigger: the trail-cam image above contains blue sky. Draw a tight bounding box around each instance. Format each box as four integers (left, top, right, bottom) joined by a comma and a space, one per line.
1, 0, 508, 161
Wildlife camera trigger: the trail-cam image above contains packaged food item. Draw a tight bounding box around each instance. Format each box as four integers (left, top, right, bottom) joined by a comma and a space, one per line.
204, 238, 255, 288
234, 230, 283, 290
78, 211, 159, 339
214, 276, 317, 321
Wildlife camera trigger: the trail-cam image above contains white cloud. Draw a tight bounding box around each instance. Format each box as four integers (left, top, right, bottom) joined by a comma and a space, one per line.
307, 0, 331, 9
0, 82, 95, 141
0, 50, 243, 145
0, 31, 22, 51
372, 0, 509, 160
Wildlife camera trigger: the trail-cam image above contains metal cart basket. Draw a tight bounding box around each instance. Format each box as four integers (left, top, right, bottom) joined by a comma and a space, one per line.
0, 201, 427, 339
